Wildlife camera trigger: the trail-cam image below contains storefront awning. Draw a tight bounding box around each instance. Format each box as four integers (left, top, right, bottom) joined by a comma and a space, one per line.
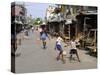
12, 19, 23, 25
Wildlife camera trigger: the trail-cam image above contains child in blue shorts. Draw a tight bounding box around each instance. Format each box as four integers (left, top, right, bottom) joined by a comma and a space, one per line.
41, 30, 50, 49
55, 34, 63, 60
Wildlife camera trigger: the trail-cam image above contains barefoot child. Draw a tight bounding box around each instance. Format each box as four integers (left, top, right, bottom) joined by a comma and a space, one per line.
55, 34, 63, 60
69, 38, 80, 62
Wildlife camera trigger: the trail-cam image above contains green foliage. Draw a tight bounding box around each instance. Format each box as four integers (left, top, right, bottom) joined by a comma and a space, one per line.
27, 15, 43, 26
33, 18, 43, 25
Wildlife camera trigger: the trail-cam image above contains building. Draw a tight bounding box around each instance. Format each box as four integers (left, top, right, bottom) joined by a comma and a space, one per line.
76, 6, 97, 39
11, 2, 27, 34
60, 5, 97, 40
46, 5, 65, 35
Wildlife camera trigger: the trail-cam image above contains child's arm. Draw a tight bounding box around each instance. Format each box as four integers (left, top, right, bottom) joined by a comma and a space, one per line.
46, 33, 50, 40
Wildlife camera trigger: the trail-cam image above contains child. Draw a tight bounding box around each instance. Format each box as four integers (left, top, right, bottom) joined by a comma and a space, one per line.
69, 38, 80, 62
41, 30, 50, 49
55, 34, 63, 60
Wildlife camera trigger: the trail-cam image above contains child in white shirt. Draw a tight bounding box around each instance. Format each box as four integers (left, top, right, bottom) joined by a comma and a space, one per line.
69, 38, 80, 62
55, 34, 63, 60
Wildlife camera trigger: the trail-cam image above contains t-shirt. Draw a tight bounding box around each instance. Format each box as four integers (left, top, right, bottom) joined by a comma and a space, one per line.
56, 37, 63, 45
70, 41, 77, 49
41, 32, 47, 39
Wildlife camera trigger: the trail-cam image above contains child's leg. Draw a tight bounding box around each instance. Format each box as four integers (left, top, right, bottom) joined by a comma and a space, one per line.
44, 40, 46, 47
69, 49, 73, 62
43, 40, 46, 48
75, 50, 80, 62
57, 51, 63, 60
42, 40, 45, 48
61, 52, 66, 64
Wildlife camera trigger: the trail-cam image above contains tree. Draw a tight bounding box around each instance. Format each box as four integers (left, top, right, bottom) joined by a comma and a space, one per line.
33, 18, 43, 25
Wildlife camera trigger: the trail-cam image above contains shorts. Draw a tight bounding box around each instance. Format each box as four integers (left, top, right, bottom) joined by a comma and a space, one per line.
70, 49, 77, 54
41, 37, 46, 41
56, 44, 62, 51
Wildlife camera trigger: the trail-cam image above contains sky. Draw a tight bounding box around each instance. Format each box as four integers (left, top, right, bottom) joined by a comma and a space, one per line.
25, 2, 55, 20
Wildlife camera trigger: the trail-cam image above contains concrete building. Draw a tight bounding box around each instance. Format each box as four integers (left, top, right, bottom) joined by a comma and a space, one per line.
60, 5, 97, 40
11, 2, 27, 34
46, 5, 65, 36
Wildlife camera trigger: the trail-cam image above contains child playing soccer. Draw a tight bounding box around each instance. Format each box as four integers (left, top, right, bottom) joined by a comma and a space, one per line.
55, 34, 64, 61
69, 38, 80, 62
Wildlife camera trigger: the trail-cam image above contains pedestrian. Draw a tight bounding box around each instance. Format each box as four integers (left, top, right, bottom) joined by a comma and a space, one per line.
55, 33, 64, 61
25, 29, 29, 36
41, 29, 50, 49
69, 38, 80, 62
23, 29, 29, 39
31, 26, 34, 33
38, 27, 42, 40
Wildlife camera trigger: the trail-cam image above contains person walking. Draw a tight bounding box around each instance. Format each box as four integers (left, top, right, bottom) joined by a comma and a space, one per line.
40, 29, 50, 49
